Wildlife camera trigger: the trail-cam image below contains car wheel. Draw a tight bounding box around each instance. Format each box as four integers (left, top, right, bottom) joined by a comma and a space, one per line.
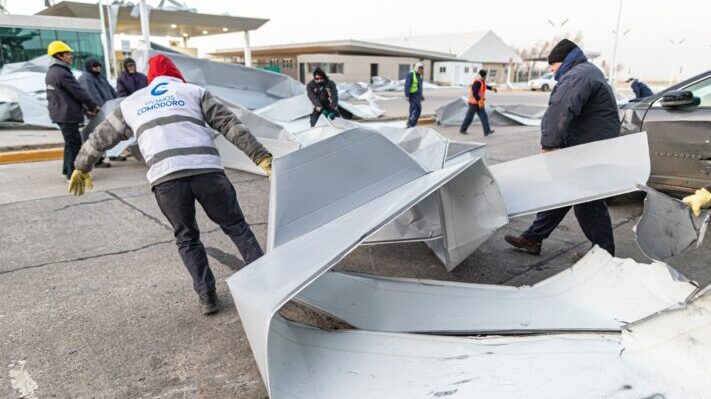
541, 84, 549, 92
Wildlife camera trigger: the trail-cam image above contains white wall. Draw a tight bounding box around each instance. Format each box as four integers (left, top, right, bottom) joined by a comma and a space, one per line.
433, 61, 482, 86
297, 53, 431, 83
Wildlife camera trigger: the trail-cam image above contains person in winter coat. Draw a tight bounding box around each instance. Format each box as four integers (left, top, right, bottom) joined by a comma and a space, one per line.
459, 69, 498, 136
68, 54, 273, 315
78, 58, 117, 168
78, 58, 118, 107
117, 58, 148, 97
504, 39, 621, 257
45, 40, 99, 180
626, 78, 654, 99
405, 62, 424, 127
306, 67, 339, 127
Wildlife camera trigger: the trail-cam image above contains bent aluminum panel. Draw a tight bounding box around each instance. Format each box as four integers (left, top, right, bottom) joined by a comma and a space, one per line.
227, 129, 479, 392
491, 132, 651, 217
636, 186, 710, 261
296, 246, 696, 333
262, 291, 711, 398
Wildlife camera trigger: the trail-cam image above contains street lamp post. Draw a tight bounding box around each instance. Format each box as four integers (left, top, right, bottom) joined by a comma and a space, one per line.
609, 0, 624, 84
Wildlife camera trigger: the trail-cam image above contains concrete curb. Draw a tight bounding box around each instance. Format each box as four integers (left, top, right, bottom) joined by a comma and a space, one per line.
0, 147, 63, 164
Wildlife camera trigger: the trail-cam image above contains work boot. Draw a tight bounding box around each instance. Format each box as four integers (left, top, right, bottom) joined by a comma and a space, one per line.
504, 234, 542, 255
95, 159, 111, 168
459, 130, 468, 135
198, 290, 219, 315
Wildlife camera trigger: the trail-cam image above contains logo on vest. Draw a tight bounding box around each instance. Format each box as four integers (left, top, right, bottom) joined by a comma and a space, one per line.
151, 82, 169, 96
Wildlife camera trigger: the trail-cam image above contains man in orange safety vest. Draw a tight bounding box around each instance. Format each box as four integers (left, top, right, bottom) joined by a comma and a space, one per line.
459, 69, 498, 136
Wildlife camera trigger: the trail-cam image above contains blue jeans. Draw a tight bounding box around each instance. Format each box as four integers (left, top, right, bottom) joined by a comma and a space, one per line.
522, 199, 615, 256
407, 95, 422, 127
460, 104, 492, 135
153, 172, 264, 294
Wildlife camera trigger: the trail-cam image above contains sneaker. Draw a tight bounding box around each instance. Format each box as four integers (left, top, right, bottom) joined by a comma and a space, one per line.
94, 160, 112, 168
109, 156, 127, 162
504, 235, 542, 255
485, 130, 496, 136
459, 130, 468, 135
198, 290, 219, 315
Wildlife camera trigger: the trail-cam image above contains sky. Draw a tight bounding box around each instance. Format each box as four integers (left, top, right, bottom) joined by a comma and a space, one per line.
8, 0, 711, 82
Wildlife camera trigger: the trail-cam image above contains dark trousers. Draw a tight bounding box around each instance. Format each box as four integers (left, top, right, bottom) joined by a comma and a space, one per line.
153, 172, 264, 295
460, 103, 492, 135
407, 95, 422, 127
58, 122, 82, 177
522, 199, 615, 256
309, 108, 339, 127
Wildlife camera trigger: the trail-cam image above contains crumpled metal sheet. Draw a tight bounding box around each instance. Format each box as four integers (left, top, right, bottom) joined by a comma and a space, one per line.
0, 84, 54, 128
227, 126, 707, 398
490, 132, 651, 217
296, 246, 696, 333
635, 186, 710, 261
435, 96, 544, 127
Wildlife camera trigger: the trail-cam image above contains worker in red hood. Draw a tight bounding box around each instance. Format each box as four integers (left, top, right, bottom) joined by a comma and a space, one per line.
70, 54, 273, 315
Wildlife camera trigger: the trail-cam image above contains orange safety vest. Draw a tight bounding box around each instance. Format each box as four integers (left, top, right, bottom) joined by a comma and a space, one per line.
467, 76, 487, 105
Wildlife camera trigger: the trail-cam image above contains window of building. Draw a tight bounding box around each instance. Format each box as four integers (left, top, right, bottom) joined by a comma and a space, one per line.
307, 62, 344, 74
439, 66, 446, 73
488, 69, 498, 79
464, 67, 469, 73
0, 27, 103, 71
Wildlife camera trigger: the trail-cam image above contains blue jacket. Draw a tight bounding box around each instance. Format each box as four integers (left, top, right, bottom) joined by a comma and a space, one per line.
117, 71, 148, 97
404, 70, 423, 98
541, 54, 620, 149
631, 79, 654, 99
78, 71, 118, 107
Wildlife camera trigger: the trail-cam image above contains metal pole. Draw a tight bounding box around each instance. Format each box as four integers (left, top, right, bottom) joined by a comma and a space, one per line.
243, 30, 252, 67
98, 1, 112, 79
139, 0, 151, 51
610, 0, 623, 84
104, 0, 119, 79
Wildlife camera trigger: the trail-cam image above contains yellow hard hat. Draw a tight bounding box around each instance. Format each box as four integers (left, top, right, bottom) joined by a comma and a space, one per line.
47, 41, 73, 57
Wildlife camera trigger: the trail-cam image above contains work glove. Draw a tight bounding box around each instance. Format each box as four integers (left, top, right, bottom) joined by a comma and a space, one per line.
478, 99, 485, 108
682, 187, 711, 217
68, 170, 93, 196
258, 156, 273, 178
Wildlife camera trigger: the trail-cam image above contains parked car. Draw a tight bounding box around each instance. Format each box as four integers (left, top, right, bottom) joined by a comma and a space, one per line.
620, 70, 711, 195
528, 73, 556, 91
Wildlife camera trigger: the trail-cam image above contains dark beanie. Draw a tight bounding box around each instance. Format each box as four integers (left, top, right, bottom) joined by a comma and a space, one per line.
548, 39, 578, 64
479, 69, 487, 78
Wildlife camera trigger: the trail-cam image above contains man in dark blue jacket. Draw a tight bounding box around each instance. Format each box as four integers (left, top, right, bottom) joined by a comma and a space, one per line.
405, 62, 424, 127
117, 58, 148, 97
626, 78, 654, 99
45, 41, 99, 180
504, 39, 620, 256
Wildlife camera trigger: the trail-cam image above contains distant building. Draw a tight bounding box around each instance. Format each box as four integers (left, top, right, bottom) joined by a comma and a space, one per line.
371, 31, 523, 85
212, 30, 522, 85
211, 39, 459, 84
0, 14, 103, 70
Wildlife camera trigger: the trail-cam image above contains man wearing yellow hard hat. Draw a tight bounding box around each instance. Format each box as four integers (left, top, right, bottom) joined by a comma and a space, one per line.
45, 40, 100, 181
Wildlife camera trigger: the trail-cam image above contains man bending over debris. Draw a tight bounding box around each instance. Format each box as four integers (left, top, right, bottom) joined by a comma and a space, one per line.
68, 54, 273, 315
306, 67, 339, 127
504, 39, 620, 257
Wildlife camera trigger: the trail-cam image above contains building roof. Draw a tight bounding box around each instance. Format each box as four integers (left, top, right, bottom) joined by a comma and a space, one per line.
371, 31, 523, 64
36, 1, 268, 38
0, 13, 100, 32
211, 39, 461, 61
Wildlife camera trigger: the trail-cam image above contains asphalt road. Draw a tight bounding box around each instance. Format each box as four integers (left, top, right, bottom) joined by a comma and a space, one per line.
1, 92, 710, 398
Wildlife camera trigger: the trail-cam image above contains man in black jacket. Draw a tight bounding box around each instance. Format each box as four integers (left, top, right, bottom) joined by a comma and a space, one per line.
45, 41, 99, 180
504, 39, 620, 256
306, 67, 339, 127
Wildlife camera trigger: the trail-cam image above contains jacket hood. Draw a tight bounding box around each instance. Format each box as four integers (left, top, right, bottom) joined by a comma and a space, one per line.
84, 57, 101, 73
147, 54, 185, 84
313, 67, 329, 81
123, 57, 137, 71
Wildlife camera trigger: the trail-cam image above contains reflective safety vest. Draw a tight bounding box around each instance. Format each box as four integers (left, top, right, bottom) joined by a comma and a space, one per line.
119, 76, 223, 184
467, 75, 487, 105
409, 71, 420, 94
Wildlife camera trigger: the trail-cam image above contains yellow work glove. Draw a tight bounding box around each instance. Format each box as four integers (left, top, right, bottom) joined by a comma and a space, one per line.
68, 170, 93, 196
478, 99, 485, 108
257, 156, 273, 178
682, 188, 711, 217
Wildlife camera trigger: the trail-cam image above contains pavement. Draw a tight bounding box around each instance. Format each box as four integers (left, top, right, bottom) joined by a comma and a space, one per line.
2, 91, 710, 398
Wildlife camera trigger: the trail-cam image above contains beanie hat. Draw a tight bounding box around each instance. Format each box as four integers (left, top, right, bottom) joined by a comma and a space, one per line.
548, 39, 578, 64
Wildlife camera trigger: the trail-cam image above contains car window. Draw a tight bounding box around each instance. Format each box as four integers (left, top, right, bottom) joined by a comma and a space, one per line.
542, 73, 553, 80
684, 77, 711, 106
